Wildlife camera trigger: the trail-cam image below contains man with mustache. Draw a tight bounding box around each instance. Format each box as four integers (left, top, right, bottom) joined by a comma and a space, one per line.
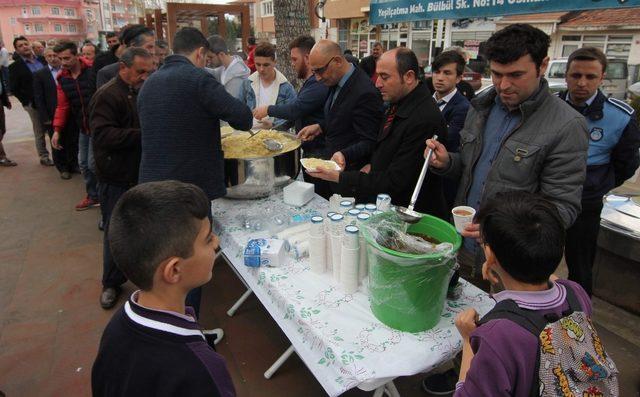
426, 24, 589, 290
421, 23, 590, 395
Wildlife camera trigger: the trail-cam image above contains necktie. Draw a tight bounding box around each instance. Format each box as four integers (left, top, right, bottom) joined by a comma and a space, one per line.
382, 104, 398, 136
437, 99, 446, 108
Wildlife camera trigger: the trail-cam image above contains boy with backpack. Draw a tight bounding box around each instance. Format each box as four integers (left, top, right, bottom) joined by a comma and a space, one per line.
91, 181, 235, 397
453, 191, 618, 396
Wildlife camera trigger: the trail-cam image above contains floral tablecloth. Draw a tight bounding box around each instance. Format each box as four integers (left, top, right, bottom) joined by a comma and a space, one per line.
211, 192, 495, 396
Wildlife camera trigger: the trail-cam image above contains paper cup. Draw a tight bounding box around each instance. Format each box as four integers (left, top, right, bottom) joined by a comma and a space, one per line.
452, 206, 476, 234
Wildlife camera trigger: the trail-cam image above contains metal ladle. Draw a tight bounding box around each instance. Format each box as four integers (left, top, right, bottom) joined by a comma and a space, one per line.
247, 129, 283, 152
263, 138, 283, 152
395, 135, 438, 224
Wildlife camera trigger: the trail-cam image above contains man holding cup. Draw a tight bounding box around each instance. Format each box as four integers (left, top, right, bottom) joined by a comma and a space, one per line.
426, 24, 589, 288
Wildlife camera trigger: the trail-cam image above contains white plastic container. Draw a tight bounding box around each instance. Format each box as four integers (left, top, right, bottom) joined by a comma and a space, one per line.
244, 238, 286, 267
376, 194, 391, 212
283, 181, 315, 207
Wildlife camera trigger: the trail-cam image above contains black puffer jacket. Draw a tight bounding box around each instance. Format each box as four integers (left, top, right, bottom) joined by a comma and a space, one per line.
54, 57, 95, 133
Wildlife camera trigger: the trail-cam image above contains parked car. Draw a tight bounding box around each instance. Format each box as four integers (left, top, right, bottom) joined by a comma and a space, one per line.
545, 58, 629, 100
423, 65, 482, 91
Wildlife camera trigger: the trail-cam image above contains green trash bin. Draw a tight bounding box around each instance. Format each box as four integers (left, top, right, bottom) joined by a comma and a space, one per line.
362, 213, 461, 332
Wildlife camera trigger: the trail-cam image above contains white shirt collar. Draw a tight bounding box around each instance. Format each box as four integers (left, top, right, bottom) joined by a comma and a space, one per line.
433, 87, 457, 104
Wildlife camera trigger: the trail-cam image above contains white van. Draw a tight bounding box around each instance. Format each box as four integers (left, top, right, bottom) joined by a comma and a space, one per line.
545, 58, 629, 99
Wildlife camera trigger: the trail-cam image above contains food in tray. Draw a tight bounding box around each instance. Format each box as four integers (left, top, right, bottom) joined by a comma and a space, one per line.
300, 158, 341, 172
222, 129, 301, 158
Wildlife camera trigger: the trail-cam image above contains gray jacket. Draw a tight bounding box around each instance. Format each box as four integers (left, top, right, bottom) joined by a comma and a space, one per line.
96, 62, 118, 89
209, 55, 250, 100
435, 79, 588, 269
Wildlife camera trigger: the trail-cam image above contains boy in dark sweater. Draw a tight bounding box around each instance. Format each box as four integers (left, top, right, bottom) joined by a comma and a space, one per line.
92, 181, 235, 397
453, 191, 597, 396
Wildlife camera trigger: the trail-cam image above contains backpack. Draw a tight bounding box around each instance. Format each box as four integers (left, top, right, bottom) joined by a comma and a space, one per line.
478, 286, 619, 397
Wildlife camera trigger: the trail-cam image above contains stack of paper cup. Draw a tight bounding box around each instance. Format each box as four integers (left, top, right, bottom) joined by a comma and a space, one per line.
356, 213, 370, 284
329, 195, 342, 212
340, 225, 360, 293
324, 213, 335, 271
340, 200, 353, 214
308, 216, 326, 273
355, 203, 366, 211
310, 216, 324, 236
376, 194, 391, 212
346, 208, 360, 225
330, 214, 344, 282
365, 203, 377, 213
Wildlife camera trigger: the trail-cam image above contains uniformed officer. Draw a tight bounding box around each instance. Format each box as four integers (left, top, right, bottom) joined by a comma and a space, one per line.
559, 46, 640, 296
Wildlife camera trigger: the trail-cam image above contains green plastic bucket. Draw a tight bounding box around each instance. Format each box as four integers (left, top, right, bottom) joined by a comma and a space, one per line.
362, 213, 461, 332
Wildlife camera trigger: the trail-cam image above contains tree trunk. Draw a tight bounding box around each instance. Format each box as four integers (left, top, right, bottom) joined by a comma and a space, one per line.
273, 0, 311, 89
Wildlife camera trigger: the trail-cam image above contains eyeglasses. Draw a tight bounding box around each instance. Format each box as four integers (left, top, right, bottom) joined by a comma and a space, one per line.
311, 56, 336, 75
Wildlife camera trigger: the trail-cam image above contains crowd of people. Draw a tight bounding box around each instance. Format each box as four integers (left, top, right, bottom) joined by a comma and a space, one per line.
0, 20, 637, 396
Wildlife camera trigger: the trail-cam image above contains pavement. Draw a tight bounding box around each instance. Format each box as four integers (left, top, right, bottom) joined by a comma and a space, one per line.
1, 98, 639, 396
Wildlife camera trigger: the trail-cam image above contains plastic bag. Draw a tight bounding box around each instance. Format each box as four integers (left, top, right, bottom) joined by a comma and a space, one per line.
363, 212, 453, 256
360, 212, 460, 332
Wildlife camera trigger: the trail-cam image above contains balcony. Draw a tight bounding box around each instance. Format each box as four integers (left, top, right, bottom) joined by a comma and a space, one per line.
18, 16, 83, 22
17, 13, 82, 23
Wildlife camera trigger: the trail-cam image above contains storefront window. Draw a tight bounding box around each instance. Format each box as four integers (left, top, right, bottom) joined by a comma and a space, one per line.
349, 18, 376, 58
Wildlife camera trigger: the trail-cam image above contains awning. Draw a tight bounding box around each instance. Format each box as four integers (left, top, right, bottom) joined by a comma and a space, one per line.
369, 0, 640, 25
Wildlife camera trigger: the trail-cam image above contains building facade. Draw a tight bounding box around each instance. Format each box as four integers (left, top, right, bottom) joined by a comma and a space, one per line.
232, 0, 320, 44
97, 0, 144, 33
0, 0, 143, 51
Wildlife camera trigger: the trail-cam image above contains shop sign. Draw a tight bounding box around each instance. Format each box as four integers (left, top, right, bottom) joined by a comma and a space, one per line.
370, 0, 640, 24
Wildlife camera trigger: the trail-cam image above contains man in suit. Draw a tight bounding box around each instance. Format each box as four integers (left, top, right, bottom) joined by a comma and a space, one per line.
431, 50, 471, 209
33, 47, 78, 179
425, 46, 476, 102
307, 48, 448, 219
8, 36, 52, 166
298, 40, 384, 198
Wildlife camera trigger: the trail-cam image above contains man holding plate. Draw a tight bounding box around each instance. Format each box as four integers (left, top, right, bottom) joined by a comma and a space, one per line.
307, 47, 448, 219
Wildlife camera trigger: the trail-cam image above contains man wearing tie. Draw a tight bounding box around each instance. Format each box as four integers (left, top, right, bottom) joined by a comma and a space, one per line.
431, 50, 471, 209
298, 40, 383, 198
306, 48, 448, 218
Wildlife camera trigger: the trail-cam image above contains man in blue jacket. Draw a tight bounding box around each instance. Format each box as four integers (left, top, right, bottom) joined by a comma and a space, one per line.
252, 35, 330, 196
138, 27, 253, 316
559, 47, 640, 296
